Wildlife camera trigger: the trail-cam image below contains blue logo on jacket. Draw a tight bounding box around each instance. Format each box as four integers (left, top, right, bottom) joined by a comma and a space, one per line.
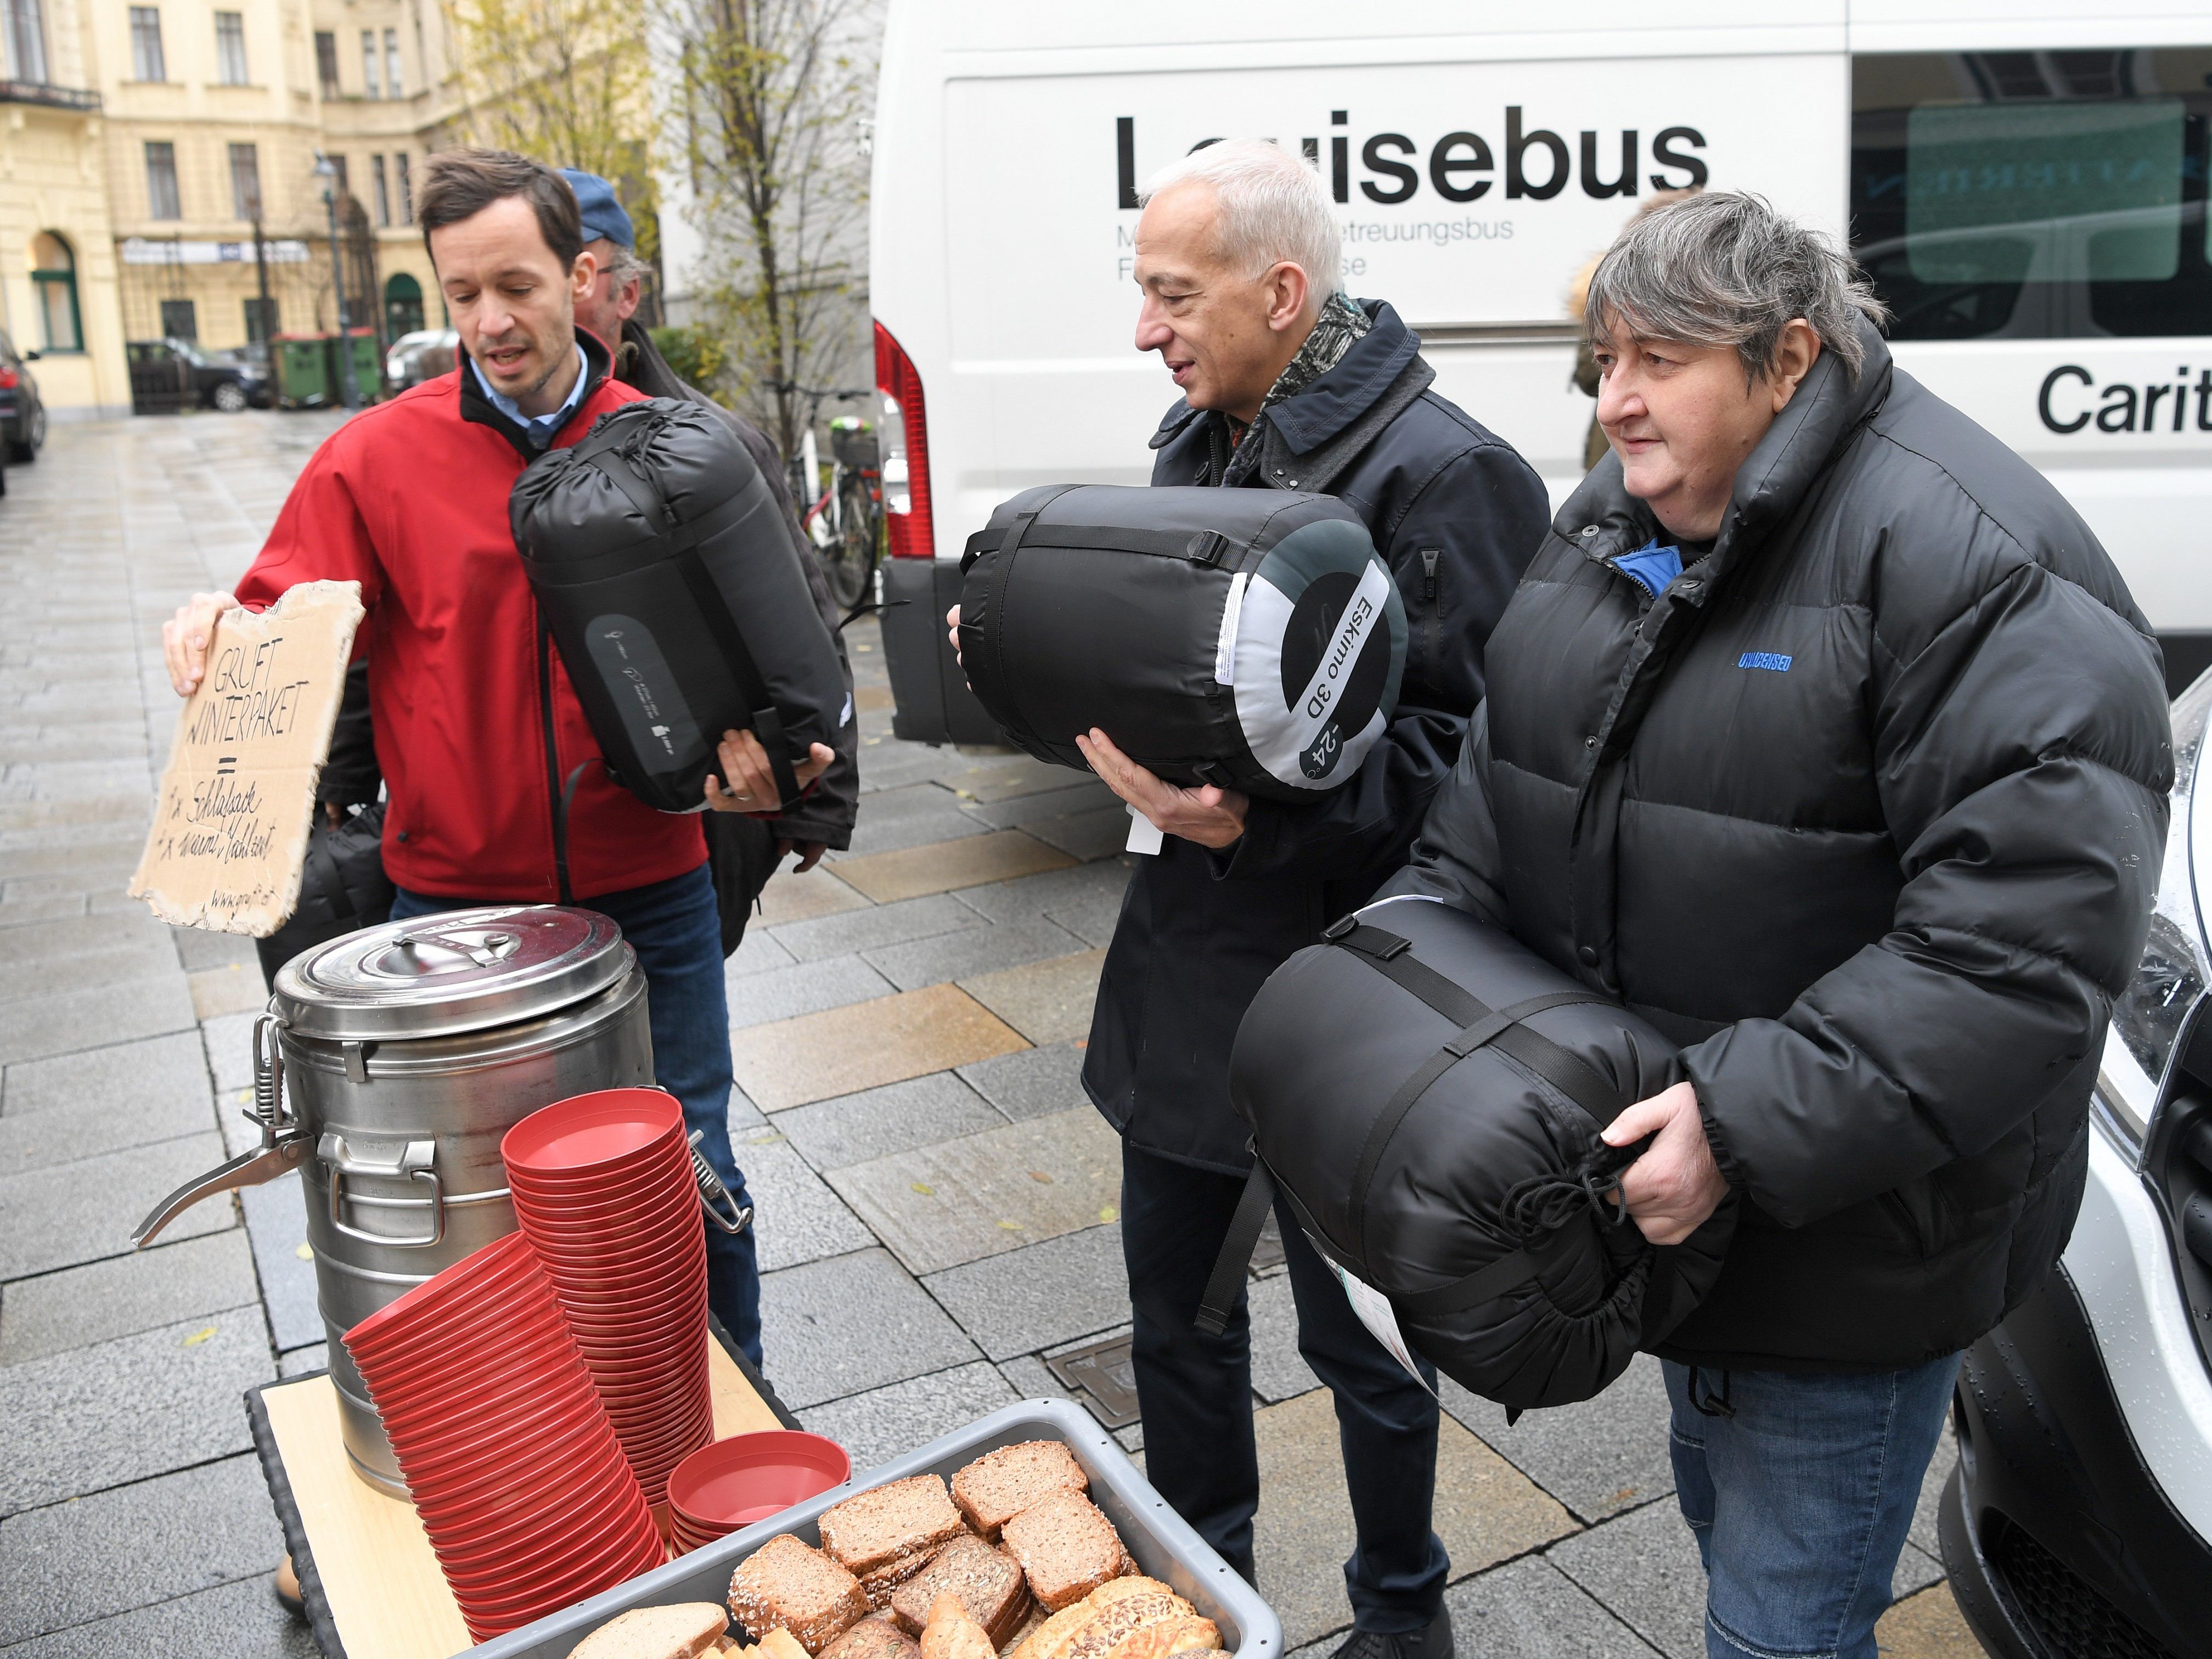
1738, 652, 1793, 672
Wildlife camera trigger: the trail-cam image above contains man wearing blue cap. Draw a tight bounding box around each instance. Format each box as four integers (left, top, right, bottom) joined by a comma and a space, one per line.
559, 166, 860, 883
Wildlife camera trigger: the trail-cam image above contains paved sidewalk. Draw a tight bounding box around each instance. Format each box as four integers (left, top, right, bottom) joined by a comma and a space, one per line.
0, 414, 1983, 1659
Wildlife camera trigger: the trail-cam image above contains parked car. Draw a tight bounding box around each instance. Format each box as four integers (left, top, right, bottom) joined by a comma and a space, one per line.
1940, 668, 2212, 1659
126, 338, 272, 414
385, 328, 458, 390
0, 331, 45, 462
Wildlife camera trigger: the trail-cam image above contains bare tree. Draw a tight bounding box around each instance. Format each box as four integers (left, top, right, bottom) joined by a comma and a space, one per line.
665, 0, 874, 459
439, 0, 657, 251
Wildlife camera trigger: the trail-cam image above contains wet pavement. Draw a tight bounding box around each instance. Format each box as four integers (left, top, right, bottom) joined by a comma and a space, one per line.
0, 412, 1981, 1658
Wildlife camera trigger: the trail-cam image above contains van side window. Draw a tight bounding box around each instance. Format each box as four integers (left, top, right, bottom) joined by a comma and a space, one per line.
1851, 49, 2212, 340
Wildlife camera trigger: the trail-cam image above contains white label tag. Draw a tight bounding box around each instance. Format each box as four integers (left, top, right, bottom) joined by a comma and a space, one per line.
1214, 572, 1248, 686
1331, 1263, 1436, 1395
1124, 806, 1164, 856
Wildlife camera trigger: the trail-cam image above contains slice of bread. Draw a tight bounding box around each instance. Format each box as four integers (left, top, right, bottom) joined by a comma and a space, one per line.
858, 1544, 945, 1610
998, 1493, 1136, 1613
571, 1603, 731, 1659
889, 1536, 1031, 1643
728, 1536, 872, 1655
950, 1442, 1090, 1540
819, 1476, 969, 1577
921, 1594, 998, 1659
820, 1615, 923, 1659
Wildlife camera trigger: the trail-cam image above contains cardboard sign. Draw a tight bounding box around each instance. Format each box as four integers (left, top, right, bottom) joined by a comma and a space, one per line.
129, 581, 366, 936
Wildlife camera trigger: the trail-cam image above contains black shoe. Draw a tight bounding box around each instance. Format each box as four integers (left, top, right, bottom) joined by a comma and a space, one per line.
1329, 1607, 1453, 1659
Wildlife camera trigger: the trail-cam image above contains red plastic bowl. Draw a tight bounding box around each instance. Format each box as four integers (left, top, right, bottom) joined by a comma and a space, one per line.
342, 1236, 545, 1358
666, 1431, 852, 1531
503, 1089, 685, 1178
508, 1143, 692, 1202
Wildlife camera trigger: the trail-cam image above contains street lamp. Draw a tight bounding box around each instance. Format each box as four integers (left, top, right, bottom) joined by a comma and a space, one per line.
313, 152, 360, 411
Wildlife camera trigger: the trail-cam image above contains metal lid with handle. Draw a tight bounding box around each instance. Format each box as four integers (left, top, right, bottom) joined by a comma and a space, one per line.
272, 904, 635, 1041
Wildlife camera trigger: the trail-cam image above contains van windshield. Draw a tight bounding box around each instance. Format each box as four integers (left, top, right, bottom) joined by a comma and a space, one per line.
1851, 49, 2212, 340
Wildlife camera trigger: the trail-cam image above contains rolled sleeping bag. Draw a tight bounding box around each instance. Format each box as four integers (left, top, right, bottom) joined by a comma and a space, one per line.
1219, 896, 1736, 1410
509, 399, 848, 815
957, 484, 1407, 803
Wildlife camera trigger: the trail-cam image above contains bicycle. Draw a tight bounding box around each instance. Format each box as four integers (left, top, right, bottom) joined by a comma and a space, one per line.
791, 409, 883, 611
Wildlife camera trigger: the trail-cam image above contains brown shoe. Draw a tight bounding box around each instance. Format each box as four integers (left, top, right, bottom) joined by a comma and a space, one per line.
274, 1554, 304, 1618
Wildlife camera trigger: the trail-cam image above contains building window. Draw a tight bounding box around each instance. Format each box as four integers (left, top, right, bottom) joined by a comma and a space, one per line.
360, 29, 378, 98
385, 272, 424, 338
229, 142, 261, 220
384, 28, 401, 98
244, 296, 278, 344
314, 29, 337, 98
145, 140, 181, 220
372, 154, 391, 227
160, 298, 198, 342
329, 153, 348, 197
130, 6, 165, 81
396, 151, 413, 223
214, 10, 246, 83
4, 0, 49, 83
30, 232, 79, 352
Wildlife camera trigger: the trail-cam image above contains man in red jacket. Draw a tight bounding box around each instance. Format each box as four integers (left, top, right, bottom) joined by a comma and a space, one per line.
159, 149, 832, 1366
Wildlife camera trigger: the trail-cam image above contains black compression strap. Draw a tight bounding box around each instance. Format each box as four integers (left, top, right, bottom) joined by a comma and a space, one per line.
580, 448, 670, 535
672, 548, 802, 809
1331, 925, 1626, 1127
1194, 1160, 1277, 1336
1394, 1247, 1539, 1319
1343, 987, 1614, 1264
963, 522, 1244, 566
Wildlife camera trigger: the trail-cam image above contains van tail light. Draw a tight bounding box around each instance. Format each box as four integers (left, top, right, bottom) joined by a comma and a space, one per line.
874, 320, 933, 559
0, 365, 16, 391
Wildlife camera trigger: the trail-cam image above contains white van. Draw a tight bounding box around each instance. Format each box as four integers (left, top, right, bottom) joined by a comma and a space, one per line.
866, 0, 2212, 736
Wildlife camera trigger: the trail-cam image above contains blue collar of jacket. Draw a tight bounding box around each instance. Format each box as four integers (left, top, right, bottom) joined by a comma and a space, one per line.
1148, 299, 1422, 456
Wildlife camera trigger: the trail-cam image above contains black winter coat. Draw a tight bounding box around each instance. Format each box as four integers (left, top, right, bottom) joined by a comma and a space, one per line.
1384, 322, 2172, 1369
1083, 302, 1552, 1172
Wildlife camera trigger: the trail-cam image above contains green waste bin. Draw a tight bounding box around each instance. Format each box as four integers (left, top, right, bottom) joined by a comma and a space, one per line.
342, 329, 383, 403
272, 334, 331, 409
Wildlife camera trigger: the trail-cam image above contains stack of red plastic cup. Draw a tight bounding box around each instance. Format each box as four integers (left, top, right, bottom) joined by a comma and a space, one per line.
666, 1431, 853, 1554
502, 1088, 716, 1510
342, 1231, 665, 1644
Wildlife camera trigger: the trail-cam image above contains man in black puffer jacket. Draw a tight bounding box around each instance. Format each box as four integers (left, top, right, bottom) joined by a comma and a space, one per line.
1386, 193, 2171, 1659
1077, 139, 1550, 1659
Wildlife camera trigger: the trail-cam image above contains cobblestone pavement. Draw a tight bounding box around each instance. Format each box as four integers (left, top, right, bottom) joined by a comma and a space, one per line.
1, 414, 1983, 1659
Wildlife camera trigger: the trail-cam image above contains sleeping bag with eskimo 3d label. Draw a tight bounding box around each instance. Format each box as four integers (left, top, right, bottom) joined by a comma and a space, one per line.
956, 484, 1406, 804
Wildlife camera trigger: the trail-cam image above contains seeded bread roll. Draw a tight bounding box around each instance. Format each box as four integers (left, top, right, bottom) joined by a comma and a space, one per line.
728, 1536, 871, 1655
998, 1493, 1135, 1613
1006, 1581, 1185, 1659
950, 1442, 1090, 1540
571, 1603, 730, 1659
920, 1595, 997, 1659
889, 1536, 1031, 1643
750, 1634, 812, 1659
820, 1477, 968, 1577
820, 1616, 922, 1659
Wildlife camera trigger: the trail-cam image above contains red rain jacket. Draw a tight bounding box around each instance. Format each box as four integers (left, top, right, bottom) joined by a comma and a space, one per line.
234, 331, 707, 901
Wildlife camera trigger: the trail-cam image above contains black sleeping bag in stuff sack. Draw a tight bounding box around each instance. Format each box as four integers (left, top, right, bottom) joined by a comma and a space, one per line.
1219, 896, 1736, 1409
956, 484, 1406, 804
509, 399, 848, 815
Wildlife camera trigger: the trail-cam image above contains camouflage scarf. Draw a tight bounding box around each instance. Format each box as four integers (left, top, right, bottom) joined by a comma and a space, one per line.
1226, 291, 1372, 448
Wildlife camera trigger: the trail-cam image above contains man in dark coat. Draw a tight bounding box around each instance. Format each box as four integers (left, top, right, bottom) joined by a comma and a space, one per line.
1384, 193, 2171, 1658
561, 168, 861, 925
1078, 138, 1551, 1659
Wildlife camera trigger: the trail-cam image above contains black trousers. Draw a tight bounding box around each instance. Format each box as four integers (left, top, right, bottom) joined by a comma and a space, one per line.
1121, 1143, 1449, 1632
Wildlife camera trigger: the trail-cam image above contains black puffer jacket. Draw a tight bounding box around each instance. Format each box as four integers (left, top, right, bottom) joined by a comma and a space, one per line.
1383, 321, 2171, 1369
1083, 301, 1551, 1172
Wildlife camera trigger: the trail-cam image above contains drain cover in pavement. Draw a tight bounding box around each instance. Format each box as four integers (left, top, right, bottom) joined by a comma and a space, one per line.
1045, 1335, 1141, 1429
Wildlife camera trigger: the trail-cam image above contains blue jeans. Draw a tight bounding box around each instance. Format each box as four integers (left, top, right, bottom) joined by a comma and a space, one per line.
391, 865, 762, 1367
1664, 1354, 1959, 1659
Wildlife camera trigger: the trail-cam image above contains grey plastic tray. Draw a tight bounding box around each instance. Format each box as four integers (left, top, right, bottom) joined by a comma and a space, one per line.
462, 1398, 1281, 1659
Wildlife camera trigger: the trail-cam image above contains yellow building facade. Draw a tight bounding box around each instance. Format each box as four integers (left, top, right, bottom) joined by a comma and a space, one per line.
3, 0, 463, 417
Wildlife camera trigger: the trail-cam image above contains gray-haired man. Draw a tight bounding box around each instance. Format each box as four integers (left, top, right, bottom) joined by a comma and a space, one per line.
1387, 192, 2169, 1659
